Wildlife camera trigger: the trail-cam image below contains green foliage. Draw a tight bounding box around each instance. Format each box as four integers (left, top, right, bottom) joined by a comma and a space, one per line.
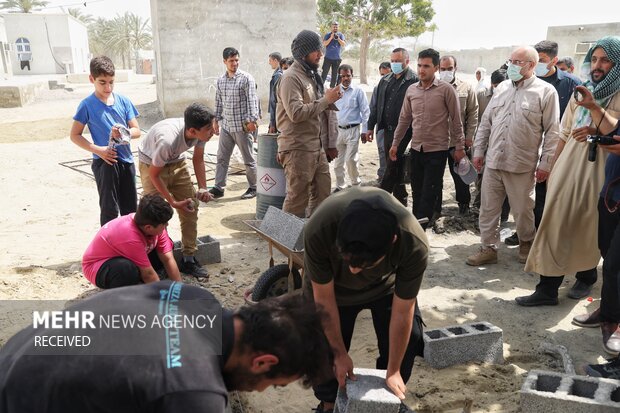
67, 7, 94, 25
0, 0, 49, 13
87, 12, 152, 70
318, 0, 435, 41
318, 0, 436, 83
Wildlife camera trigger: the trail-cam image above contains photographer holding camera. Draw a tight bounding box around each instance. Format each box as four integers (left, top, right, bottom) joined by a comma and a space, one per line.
518, 36, 620, 307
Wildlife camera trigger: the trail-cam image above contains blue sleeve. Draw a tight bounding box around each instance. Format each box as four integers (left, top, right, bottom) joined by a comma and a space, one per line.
73, 99, 90, 125
121, 95, 139, 122
324, 33, 330, 40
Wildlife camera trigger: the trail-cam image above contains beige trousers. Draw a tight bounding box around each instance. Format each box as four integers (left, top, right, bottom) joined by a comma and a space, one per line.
479, 167, 535, 249
139, 160, 198, 256
280, 149, 331, 218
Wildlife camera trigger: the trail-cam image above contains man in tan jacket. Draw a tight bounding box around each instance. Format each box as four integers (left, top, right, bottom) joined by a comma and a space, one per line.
467, 46, 560, 266
276, 29, 341, 218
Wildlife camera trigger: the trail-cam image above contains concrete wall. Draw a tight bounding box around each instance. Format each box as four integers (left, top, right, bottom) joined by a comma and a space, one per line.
2, 13, 89, 75
151, 0, 317, 117
442, 22, 620, 78
0, 16, 12, 79
547, 22, 620, 74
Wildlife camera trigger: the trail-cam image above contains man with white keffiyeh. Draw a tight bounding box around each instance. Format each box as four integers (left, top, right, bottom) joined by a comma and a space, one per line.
518, 36, 620, 309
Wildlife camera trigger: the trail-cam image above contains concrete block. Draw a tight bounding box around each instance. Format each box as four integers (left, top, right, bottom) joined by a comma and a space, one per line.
258, 206, 305, 251
173, 235, 221, 264
423, 321, 503, 369
520, 370, 620, 413
334, 368, 401, 413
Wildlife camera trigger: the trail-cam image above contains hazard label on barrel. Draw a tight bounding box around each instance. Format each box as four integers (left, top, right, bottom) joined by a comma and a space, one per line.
260, 174, 277, 192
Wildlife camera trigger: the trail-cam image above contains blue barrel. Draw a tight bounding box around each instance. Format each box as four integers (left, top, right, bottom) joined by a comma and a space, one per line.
256, 133, 286, 219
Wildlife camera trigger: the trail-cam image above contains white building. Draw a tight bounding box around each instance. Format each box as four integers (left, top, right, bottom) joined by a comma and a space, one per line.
1, 13, 89, 75
0, 16, 12, 79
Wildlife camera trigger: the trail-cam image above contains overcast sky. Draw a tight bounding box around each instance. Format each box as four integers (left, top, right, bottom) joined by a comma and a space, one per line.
39, 0, 619, 50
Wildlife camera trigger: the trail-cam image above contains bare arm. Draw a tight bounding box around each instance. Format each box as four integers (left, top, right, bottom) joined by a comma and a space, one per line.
386, 295, 416, 399
157, 250, 182, 281
69, 120, 117, 165
138, 266, 161, 284
576, 85, 619, 135
193, 145, 207, 190
148, 165, 194, 212
127, 118, 141, 139
312, 280, 355, 387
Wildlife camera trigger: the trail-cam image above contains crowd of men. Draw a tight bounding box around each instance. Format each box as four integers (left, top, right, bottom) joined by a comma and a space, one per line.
0, 22, 620, 413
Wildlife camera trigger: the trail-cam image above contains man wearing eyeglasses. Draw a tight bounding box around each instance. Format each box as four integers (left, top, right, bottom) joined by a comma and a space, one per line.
303, 186, 428, 413
466, 46, 560, 267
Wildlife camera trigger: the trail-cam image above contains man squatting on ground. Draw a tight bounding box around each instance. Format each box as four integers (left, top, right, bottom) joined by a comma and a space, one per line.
70, 55, 141, 226
0, 281, 333, 413
81, 194, 181, 289
138, 103, 216, 278
304, 186, 428, 413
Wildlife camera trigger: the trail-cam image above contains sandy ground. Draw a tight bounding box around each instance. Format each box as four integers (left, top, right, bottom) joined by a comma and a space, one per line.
0, 79, 610, 413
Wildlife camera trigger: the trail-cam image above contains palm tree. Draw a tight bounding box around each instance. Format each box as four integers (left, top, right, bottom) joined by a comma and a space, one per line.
0, 0, 49, 13
68, 7, 94, 25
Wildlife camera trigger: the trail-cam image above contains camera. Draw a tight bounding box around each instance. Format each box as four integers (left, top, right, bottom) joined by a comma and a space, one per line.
587, 135, 620, 162
587, 135, 620, 145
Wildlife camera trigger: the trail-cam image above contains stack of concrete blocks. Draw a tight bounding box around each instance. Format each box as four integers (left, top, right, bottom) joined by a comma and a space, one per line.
423, 321, 503, 368
521, 370, 620, 412
258, 206, 305, 251
173, 235, 221, 264
334, 368, 402, 413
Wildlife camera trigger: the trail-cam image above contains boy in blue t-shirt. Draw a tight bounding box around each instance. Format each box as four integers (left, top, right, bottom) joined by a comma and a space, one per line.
70, 56, 141, 226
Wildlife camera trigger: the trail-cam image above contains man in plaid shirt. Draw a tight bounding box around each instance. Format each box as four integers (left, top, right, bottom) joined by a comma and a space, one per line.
210, 47, 259, 200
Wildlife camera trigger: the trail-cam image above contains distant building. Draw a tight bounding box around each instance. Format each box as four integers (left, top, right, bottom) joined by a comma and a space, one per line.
1, 13, 89, 75
0, 15, 12, 79
547, 22, 620, 74
441, 22, 620, 77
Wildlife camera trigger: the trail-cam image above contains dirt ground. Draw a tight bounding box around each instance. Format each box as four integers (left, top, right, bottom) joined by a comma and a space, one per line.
0, 79, 609, 413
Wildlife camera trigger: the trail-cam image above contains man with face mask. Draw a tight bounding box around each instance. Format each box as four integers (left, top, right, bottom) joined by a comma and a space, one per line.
435, 55, 479, 216
504, 41, 583, 247
519, 36, 620, 307
466, 46, 560, 266
473, 69, 508, 210
276, 30, 341, 218
365, 48, 419, 206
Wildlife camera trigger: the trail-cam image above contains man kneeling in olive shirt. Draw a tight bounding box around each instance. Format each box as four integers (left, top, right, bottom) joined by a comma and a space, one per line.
303, 187, 428, 413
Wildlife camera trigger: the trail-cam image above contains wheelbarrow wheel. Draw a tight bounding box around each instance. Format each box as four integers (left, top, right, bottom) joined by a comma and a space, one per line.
251, 264, 302, 301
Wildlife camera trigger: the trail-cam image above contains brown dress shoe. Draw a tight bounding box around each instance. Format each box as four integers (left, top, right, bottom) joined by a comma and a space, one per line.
572, 308, 601, 327
466, 247, 498, 266
518, 240, 532, 264
601, 322, 620, 355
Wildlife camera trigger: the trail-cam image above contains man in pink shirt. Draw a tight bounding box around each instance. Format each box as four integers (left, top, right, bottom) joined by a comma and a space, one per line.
82, 194, 182, 289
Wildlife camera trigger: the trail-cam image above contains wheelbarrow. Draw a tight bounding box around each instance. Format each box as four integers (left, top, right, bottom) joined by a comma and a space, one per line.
243, 219, 305, 303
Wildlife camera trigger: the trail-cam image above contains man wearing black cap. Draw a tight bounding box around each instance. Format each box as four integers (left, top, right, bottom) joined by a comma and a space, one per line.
276, 29, 341, 218
303, 186, 428, 413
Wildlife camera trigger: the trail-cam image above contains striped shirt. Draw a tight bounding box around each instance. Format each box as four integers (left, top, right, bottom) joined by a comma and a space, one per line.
215, 69, 259, 133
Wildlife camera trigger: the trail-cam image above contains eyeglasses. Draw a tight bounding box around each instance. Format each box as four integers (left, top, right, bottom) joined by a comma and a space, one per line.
507, 59, 532, 66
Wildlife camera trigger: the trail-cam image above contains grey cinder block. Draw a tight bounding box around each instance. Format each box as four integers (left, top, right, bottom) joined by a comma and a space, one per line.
423, 321, 503, 369
334, 368, 401, 413
521, 369, 620, 412
258, 206, 305, 251
173, 235, 221, 264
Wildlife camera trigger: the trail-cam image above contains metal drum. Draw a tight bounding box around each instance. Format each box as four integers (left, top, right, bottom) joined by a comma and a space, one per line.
256, 133, 286, 219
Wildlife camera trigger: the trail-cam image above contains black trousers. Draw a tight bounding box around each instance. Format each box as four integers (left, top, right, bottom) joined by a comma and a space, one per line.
321, 58, 341, 88
599, 197, 620, 322
313, 294, 424, 403
95, 249, 164, 289
380, 129, 410, 206
92, 159, 137, 226
436, 147, 471, 213
410, 149, 449, 229
534, 181, 547, 229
